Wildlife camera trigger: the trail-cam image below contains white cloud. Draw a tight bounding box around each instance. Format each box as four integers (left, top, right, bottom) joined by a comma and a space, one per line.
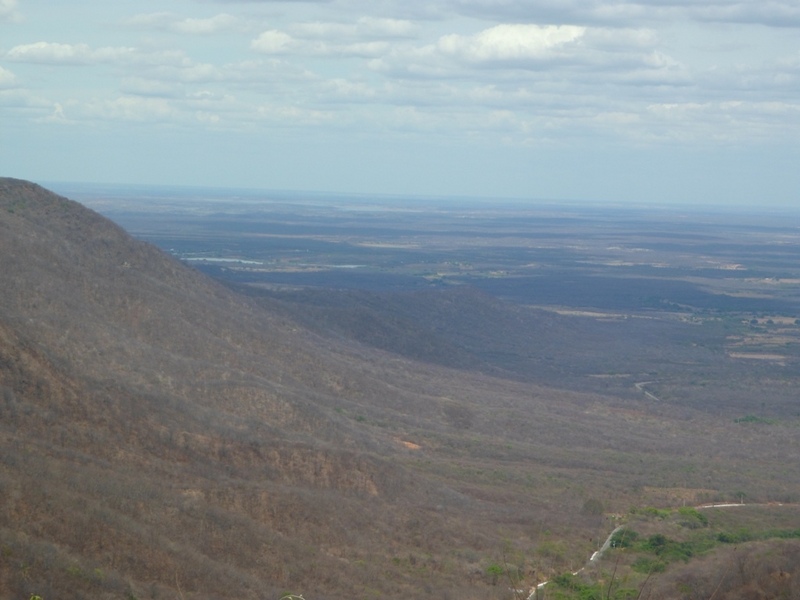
292, 17, 415, 39
437, 24, 586, 63
250, 15, 416, 59
371, 22, 679, 79
251, 30, 296, 54
127, 12, 243, 34
0, 0, 19, 21
125, 12, 173, 28
7, 42, 93, 64
5, 41, 224, 89
120, 77, 180, 98
174, 14, 240, 34
177, 62, 226, 83
0, 87, 50, 110
0, 66, 16, 88
325, 41, 390, 57
6, 42, 136, 65
251, 29, 390, 57
319, 78, 380, 101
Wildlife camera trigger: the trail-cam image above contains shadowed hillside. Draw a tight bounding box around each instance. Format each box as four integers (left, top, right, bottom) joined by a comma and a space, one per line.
1, 179, 799, 599
234, 284, 735, 397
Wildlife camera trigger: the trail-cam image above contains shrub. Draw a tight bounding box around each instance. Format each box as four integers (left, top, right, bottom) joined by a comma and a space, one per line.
485, 563, 504, 585
631, 557, 665, 574
641, 506, 670, 519
677, 506, 708, 527
717, 530, 754, 544
610, 528, 638, 549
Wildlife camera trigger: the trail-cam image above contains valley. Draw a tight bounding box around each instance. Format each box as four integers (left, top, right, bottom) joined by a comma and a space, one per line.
1, 178, 798, 599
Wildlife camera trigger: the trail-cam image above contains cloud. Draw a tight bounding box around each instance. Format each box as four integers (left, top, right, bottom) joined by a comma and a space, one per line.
699, 51, 800, 100
6, 42, 93, 64
256, 103, 335, 125
291, 17, 416, 39
370, 22, 677, 80
249, 15, 417, 59
251, 30, 296, 54
5, 92, 180, 127
437, 24, 586, 63
448, 0, 800, 28
4, 41, 221, 84
6, 42, 136, 65
176, 14, 240, 34
687, 2, 800, 27
120, 77, 180, 98
37, 102, 73, 125
125, 12, 173, 28
0, 66, 16, 88
85, 96, 178, 123
0, 0, 19, 21
643, 99, 800, 142
5, 0, 797, 152
0, 88, 50, 115
250, 29, 391, 57
126, 12, 243, 34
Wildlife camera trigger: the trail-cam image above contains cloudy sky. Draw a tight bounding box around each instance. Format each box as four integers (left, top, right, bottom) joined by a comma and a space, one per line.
1, 0, 799, 205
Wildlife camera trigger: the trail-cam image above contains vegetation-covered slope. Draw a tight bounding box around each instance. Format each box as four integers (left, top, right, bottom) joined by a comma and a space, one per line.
1, 179, 798, 599
0, 178, 475, 599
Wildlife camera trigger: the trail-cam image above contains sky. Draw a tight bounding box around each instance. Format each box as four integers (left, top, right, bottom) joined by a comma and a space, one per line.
1, 0, 799, 205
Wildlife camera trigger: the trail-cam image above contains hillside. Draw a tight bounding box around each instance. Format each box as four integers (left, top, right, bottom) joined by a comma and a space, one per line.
235, 284, 730, 397
1, 179, 798, 599
0, 178, 455, 599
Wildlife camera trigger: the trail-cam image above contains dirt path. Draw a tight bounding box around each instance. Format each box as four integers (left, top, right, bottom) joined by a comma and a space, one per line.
526, 502, 797, 599
634, 381, 662, 402
526, 526, 624, 598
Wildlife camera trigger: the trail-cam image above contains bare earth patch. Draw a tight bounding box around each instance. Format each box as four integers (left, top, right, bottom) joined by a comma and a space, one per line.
728, 352, 788, 362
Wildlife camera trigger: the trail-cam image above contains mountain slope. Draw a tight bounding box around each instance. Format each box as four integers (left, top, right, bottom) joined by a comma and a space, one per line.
236, 283, 731, 396
0, 179, 481, 599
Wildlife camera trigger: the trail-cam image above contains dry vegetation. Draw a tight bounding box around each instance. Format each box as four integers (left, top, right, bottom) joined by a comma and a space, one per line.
1, 179, 799, 599
562, 505, 800, 600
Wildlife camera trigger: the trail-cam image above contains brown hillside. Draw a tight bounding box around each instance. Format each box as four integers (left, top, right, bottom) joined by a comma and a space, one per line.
0, 178, 458, 599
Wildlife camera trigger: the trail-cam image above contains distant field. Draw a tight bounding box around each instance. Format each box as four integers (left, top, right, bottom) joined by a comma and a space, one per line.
62, 183, 800, 311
